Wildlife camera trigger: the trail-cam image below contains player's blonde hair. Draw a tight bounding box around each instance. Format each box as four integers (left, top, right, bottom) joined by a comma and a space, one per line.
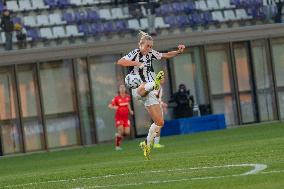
138, 30, 153, 46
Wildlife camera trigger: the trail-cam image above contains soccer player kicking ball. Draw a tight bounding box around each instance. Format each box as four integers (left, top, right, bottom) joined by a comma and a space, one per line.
117, 31, 185, 160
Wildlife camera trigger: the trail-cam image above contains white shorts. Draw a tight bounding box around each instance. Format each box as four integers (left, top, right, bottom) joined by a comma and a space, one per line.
131, 88, 160, 107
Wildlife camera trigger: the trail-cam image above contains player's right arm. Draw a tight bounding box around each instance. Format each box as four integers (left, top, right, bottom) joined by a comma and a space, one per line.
108, 97, 118, 110
117, 58, 142, 67
117, 49, 143, 67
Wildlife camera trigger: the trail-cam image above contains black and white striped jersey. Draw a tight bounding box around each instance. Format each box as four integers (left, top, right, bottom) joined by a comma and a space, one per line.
123, 48, 163, 83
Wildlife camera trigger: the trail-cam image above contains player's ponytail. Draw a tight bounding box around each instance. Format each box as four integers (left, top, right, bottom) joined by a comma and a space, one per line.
138, 30, 153, 46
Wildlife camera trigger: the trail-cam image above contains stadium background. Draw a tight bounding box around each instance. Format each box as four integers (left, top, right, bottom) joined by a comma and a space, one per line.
0, 0, 283, 156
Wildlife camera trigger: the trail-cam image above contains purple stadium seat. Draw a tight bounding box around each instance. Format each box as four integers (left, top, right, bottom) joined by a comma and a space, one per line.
86, 9, 100, 22
44, 0, 57, 8
183, 1, 196, 14
164, 15, 177, 26
0, 2, 4, 12
62, 12, 75, 24
190, 12, 204, 26
247, 7, 266, 19
90, 23, 104, 35
27, 28, 40, 41
103, 21, 115, 33
57, 0, 71, 8
78, 24, 91, 35
172, 2, 184, 13
202, 11, 215, 24
12, 17, 22, 25
114, 20, 128, 32
74, 11, 87, 23
176, 15, 190, 27
156, 4, 173, 16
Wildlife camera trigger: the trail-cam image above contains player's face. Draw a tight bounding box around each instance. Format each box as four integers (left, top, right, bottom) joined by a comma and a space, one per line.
119, 84, 126, 94
140, 40, 153, 55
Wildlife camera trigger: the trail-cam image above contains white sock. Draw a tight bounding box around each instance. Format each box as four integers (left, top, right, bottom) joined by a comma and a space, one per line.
154, 136, 160, 144
144, 82, 155, 92
146, 123, 161, 147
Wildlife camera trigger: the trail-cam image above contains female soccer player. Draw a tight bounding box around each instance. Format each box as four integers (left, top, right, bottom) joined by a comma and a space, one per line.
117, 31, 185, 159
108, 84, 134, 150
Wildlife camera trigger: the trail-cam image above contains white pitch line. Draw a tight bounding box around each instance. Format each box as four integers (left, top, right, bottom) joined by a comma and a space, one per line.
1, 164, 267, 189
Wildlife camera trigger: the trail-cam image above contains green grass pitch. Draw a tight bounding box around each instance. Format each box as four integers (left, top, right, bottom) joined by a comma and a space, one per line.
0, 122, 284, 189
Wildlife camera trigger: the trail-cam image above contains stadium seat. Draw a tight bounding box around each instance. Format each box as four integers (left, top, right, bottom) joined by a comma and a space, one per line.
12, 17, 22, 25
99, 9, 113, 20
36, 15, 50, 26
66, 25, 84, 37
70, 0, 83, 6
190, 12, 204, 26
40, 27, 54, 39
183, 1, 196, 14
62, 12, 75, 24
19, 0, 34, 11
212, 11, 226, 22
31, 0, 49, 10
196, 0, 209, 11
164, 15, 178, 26
111, 7, 128, 19
235, 9, 252, 19
74, 11, 87, 23
26, 28, 40, 41
156, 3, 173, 16
49, 13, 67, 25
114, 20, 128, 32
0, 2, 4, 12
57, 0, 71, 9
78, 24, 91, 35
103, 21, 115, 33
6, 1, 21, 12
90, 23, 104, 35
171, 2, 185, 13
128, 19, 142, 30
140, 18, 149, 30
52, 26, 67, 38
43, 0, 57, 8
86, 9, 100, 22
176, 15, 191, 27
219, 0, 235, 9
224, 10, 237, 21
202, 11, 215, 24
155, 17, 170, 29
207, 0, 220, 10
23, 15, 37, 27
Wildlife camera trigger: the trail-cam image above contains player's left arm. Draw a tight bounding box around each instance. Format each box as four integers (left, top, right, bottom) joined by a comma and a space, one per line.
162, 45, 185, 59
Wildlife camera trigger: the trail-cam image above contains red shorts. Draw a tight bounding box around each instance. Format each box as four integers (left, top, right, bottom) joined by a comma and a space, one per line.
115, 118, 130, 128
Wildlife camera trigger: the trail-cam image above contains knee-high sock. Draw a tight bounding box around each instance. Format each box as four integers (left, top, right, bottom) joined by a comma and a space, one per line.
146, 123, 161, 147
154, 136, 160, 144
115, 133, 122, 147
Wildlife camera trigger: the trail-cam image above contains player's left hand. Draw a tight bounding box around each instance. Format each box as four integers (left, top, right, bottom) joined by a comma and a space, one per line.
130, 110, 134, 115
178, 45, 185, 53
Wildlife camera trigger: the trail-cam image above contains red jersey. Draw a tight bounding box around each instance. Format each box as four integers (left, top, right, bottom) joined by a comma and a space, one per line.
111, 94, 131, 119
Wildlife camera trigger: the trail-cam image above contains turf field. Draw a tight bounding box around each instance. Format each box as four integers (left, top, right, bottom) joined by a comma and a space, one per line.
0, 122, 284, 189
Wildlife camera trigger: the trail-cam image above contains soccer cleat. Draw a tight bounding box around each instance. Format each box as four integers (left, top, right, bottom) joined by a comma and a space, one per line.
115, 146, 122, 151
139, 141, 151, 160
154, 71, 165, 90
153, 143, 165, 148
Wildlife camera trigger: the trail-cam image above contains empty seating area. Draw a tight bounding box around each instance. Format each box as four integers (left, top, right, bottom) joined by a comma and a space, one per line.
0, 0, 283, 50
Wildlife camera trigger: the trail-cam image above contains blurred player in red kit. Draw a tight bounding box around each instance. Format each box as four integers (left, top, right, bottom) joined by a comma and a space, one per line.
108, 84, 134, 150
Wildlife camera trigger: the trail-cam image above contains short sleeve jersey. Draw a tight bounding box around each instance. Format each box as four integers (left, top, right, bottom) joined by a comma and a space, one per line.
123, 49, 163, 83
111, 95, 131, 118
